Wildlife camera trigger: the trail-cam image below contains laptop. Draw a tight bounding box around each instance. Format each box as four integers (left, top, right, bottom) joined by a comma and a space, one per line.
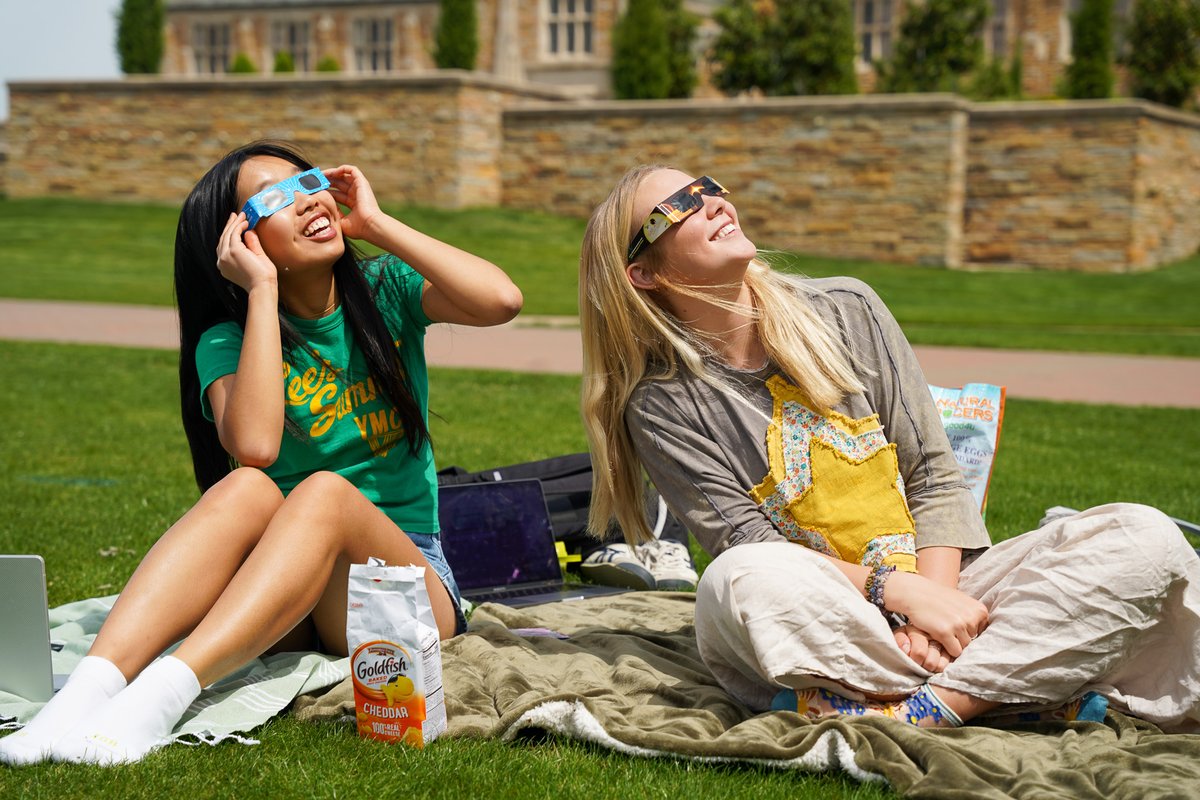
438, 479, 630, 608
0, 555, 66, 702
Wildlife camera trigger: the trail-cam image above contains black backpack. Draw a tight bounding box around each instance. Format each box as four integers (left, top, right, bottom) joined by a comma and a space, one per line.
436, 452, 690, 567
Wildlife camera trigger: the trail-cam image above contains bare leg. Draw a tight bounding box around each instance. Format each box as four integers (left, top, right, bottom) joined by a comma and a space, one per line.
172, 470, 455, 686
50, 471, 455, 765
88, 468, 284, 680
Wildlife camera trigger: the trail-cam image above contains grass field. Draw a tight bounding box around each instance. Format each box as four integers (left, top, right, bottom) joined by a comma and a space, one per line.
2, 197, 1198, 357
2, 192, 1197, 796
1, 339, 1197, 798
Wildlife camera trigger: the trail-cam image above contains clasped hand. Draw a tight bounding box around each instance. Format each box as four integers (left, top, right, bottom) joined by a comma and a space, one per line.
885, 570, 988, 673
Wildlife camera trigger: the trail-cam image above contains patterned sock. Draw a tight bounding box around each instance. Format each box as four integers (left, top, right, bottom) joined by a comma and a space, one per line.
899, 684, 963, 728
978, 691, 1109, 727
50, 656, 201, 766
771, 687, 906, 723
771, 684, 963, 728
0, 656, 127, 767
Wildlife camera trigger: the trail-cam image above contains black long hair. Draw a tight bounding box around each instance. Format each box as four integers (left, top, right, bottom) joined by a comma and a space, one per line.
174, 140, 430, 491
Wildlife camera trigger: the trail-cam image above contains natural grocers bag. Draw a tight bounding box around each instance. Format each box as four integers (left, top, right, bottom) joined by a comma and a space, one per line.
928, 383, 1006, 517
347, 558, 446, 747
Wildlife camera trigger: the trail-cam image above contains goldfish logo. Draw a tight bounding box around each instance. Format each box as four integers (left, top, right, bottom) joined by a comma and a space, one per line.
381, 674, 415, 706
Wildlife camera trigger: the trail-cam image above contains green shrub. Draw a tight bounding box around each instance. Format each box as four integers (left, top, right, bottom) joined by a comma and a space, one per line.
876, 0, 988, 93
662, 0, 700, 98
965, 54, 1022, 101
1060, 0, 1114, 98
434, 0, 479, 69
710, 0, 775, 94
273, 50, 296, 73
116, 0, 165, 74
776, 0, 857, 95
315, 55, 341, 73
1123, 0, 1200, 107
229, 53, 257, 74
611, 0, 672, 99
710, 0, 856, 96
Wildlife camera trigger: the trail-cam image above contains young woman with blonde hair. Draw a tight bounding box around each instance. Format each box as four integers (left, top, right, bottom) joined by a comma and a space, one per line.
579, 164, 1200, 731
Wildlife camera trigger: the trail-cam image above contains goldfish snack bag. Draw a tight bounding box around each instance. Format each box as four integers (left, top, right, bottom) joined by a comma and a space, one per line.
347, 558, 447, 747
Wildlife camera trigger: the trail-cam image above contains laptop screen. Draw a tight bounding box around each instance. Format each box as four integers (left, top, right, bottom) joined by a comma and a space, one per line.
437, 479, 563, 591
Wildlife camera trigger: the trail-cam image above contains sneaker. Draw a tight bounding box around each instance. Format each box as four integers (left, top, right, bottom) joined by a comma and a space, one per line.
580, 544, 656, 591
635, 539, 698, 591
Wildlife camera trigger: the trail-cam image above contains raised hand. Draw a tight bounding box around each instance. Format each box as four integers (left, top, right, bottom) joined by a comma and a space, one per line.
324, 164, 383, 243
216, 212, 278, 292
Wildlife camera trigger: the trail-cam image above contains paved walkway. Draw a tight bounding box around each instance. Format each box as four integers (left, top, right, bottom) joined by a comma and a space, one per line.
2, 298, 1198, 408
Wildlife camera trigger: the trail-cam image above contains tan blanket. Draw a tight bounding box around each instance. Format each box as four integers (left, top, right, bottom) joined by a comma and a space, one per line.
294, 592, 1200, 799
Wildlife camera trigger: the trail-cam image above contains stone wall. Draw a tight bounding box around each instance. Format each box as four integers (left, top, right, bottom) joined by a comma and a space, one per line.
7, 78, 1200, 272
0, 121, 7, 198
4, 72, 567, 208
965, 101, 1200, 272
502, 95, 970, 267
1132, 108, 1200, 269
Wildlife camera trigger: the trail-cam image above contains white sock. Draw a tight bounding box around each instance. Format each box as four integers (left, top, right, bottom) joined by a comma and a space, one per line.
0, 655, 127, 767
51, 655, 201, 766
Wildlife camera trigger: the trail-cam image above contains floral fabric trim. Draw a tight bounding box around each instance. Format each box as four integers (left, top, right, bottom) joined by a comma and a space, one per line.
750, 375, 917, 572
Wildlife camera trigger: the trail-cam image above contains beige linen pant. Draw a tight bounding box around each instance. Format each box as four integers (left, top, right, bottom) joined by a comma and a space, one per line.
694, 504, 1200, 732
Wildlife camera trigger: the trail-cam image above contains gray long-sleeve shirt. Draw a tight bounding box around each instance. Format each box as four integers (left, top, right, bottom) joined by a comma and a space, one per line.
625, 277, 992, 560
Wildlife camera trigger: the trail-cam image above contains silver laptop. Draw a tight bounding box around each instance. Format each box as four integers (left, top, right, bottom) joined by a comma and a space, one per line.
0, 555, 66, 701
438, 479, 630, 608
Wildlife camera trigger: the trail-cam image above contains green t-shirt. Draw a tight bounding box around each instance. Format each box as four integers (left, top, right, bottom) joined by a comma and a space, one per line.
195, 255, 439, 534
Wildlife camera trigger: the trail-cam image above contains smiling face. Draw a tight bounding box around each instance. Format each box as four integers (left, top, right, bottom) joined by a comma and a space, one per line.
627, 168, 757, 289
235, 155, 344, 272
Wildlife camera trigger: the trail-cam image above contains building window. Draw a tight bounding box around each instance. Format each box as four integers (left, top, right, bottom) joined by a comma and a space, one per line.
271, 20, 312, 72
856, 0, 894, 63
545, 0, 594, 58
192, 22, 231, 74
986, 0, 1010, 58
353, 17, 394, 72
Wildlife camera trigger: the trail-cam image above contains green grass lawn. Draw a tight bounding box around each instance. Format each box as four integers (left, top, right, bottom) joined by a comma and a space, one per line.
2, 197, 1197, 357
1, 339, 1197, 798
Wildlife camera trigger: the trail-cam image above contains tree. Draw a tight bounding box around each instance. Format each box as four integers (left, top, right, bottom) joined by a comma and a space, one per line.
710, 0, 857, 96
876, 0, 989, 93
115, 0, 164, 74
1123, 0, 1200, 107
776, 0, 857, 95
710, 0, 776, 95
1061, 0, 1114, 98
662, 0, 701, 98
434, 0, 479, 70
611, 0, 672, 99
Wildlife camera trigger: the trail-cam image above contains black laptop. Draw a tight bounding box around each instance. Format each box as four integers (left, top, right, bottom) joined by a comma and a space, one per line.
438, 479, 630, 608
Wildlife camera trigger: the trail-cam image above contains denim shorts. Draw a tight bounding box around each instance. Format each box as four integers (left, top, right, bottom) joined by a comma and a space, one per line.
408, 531, 468, 635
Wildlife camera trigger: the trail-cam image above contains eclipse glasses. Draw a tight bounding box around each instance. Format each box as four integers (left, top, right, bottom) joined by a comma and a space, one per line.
241, 167, 331, 229
626, 176, 728, 262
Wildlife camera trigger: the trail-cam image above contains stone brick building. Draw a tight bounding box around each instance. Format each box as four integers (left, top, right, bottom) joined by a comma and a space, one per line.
161, 1, 1134, 99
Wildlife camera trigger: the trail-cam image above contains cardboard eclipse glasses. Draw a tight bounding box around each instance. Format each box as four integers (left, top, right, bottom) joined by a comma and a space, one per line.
626, 176, 728, 262
241, 167, 331, 229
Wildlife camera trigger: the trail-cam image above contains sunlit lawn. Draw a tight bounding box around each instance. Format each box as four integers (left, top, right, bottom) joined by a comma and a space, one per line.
2, 197, 1197, 356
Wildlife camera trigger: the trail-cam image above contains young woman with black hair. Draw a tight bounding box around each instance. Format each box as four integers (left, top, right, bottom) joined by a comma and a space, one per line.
0, 141, 522, 766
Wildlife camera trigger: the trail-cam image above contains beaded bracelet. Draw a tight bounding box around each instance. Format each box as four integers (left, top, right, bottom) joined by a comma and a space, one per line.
864, 564, 896, 612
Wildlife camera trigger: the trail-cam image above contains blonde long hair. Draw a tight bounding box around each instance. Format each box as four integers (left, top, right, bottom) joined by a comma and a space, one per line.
579, 165, 865, 544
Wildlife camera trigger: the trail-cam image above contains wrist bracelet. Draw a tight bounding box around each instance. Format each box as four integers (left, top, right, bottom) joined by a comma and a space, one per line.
864, 564, 896, 612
